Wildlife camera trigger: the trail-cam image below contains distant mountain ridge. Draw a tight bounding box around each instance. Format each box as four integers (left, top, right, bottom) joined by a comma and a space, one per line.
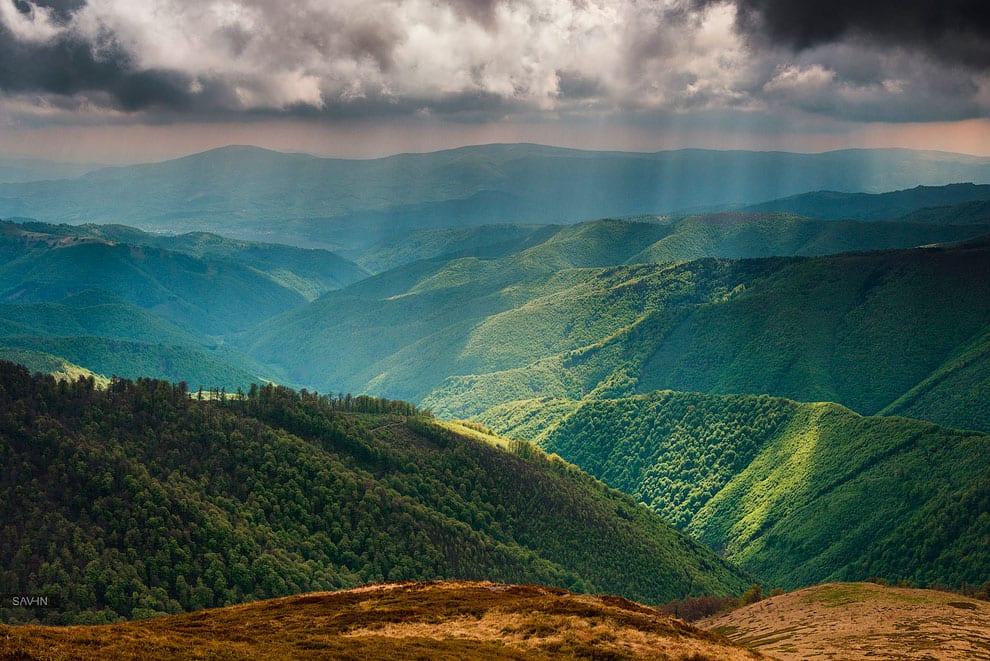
2, 144, 990, 248
742, 183, 990, 220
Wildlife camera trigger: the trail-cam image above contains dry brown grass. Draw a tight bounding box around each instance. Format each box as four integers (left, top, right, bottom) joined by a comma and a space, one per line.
702, 581, 990, 660
0, 581, 764, 660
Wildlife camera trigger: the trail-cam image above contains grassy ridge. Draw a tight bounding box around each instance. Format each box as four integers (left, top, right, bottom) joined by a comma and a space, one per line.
480, 390, 990, 590
0, 361, 750, 624
0, 582, 761, 660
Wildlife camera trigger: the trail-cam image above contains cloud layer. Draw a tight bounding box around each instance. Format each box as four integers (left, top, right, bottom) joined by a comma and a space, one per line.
0, 0, 987, 127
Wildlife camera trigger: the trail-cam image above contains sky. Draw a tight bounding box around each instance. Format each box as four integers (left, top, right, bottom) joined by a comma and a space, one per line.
0, 0, 989, 163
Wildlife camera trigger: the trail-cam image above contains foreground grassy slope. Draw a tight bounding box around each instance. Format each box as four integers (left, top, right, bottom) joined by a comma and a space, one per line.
0, 582, 763, 661
480, 390, 990, 590
703, 582, 990, 660
0, 362, 749, 624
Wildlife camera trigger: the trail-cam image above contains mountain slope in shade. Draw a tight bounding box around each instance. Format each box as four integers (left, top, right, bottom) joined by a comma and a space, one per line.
703, 582, 990, 661
0, 290, 204, 347
880, 328, 990, 432
33, 222, 370, 297
478, 390, 990, 590
0, 221, 307, 336
0, 582, 763, 660
741, 182, 990, 220
0, 362, 750, 624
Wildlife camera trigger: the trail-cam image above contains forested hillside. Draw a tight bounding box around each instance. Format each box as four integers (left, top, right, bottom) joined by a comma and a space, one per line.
417, 238, 990, 434
477, 390, 990, 590
248, 218, 990, 427
0, 361, 749, 624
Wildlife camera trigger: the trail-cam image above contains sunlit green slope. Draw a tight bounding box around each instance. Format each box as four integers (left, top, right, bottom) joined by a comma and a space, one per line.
421, 237, 990, 432
478, 390, 990, 590
247, 215, 990, 414
0, 348, 109, 387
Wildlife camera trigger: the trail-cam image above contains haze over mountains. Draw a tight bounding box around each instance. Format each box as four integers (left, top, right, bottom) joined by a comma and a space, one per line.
2, 145, 990, 252
1, 144, 989, 632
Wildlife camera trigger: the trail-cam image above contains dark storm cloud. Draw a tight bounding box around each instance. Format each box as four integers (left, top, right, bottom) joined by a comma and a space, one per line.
13, 0, 85, 24
0, 21, 176, 110
555, 70, 605, 101
720, 0, 990, 67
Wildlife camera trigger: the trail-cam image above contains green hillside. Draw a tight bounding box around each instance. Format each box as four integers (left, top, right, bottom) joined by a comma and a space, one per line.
349, 223, 559, 273
881, 329, 990, 432
634, 240, 990, 416
900, 199, 990, 225
0, 336, 269, 389
48, 223, 370, 298
0, 291, 203, 347
0, 361, 749, 624
0, 348, 109, 387
248, 215, 990, 411
0, 221, 309, 335
630, 213, 990, 263
478, 390, 990, 590
417, 238, 990, 432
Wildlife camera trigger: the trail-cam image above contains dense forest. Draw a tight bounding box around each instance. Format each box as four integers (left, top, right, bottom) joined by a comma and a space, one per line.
478, 391, 990, 590
0, 361, 748, 624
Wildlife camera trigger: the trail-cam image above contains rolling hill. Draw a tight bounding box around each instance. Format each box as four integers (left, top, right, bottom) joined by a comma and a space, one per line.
0, 348, 110, 387
0, 221, 307, 336
703, 582, 990, 660
413, 237, 990, 435
36, 222, 370, 296
3, 145, 990, 248
246, 222, 990, 436
476, 390, 990, 589
0, 361, 750, 625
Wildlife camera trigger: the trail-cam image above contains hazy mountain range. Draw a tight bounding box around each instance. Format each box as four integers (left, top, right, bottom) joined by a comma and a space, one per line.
2, 145, 990, 252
